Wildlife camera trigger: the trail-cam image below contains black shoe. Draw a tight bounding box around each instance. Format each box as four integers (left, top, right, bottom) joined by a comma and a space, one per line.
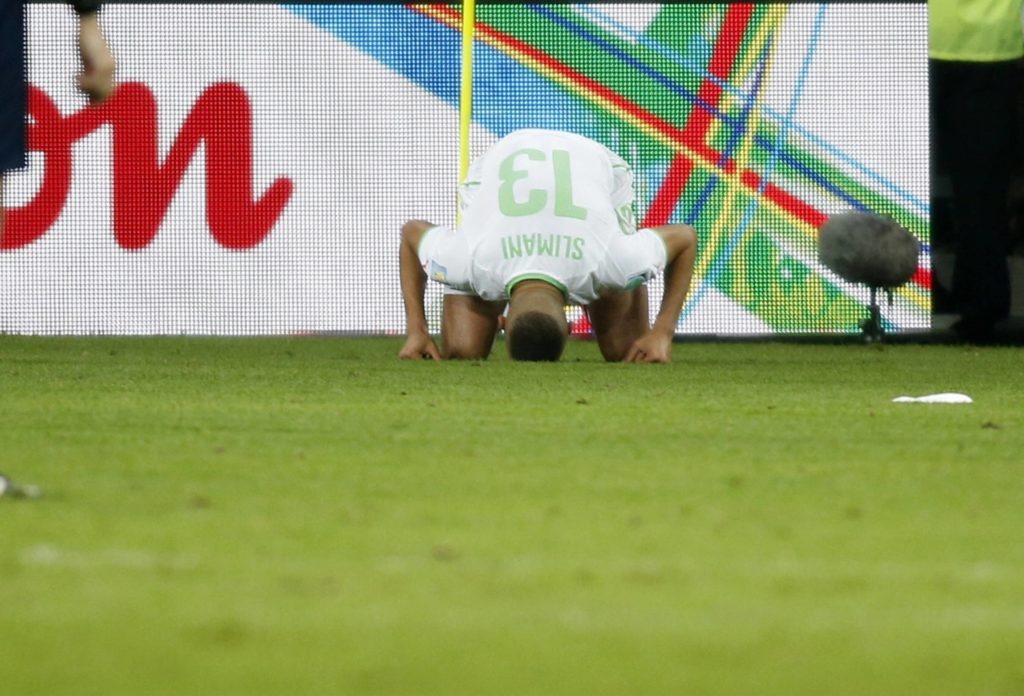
951, 317, 996, 344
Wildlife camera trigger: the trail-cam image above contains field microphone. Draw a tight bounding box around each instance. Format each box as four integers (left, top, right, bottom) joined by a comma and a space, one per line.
818, 211, 919, 289
818, 211, 920, 341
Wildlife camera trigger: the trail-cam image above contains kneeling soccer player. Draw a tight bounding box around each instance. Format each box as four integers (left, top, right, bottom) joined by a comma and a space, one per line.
399, 129, 697, 363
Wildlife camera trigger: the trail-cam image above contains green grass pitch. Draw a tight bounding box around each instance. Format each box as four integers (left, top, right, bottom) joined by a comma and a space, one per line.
1, 336, 1022, 695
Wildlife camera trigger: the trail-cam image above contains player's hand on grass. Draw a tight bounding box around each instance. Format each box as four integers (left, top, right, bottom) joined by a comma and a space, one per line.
624, 329, 672, 363
398, 331, 441, 361
77, 14, 116, 104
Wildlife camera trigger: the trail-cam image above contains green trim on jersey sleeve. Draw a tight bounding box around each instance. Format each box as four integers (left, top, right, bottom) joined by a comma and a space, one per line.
624, 275, 646, 291
505, 273, 570, 302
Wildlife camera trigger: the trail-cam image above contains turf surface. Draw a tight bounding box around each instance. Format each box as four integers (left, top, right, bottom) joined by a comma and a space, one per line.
1, 336, 1022, 694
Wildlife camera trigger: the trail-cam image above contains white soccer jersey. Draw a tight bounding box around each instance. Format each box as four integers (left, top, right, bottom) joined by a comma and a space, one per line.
418, 129, 667, 305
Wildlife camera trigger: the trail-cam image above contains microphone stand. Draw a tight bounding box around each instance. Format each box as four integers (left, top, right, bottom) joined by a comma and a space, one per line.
860, 286, 887, 342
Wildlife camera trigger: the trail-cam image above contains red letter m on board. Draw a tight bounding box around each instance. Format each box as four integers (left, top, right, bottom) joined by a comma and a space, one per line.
3, 82, 293, 251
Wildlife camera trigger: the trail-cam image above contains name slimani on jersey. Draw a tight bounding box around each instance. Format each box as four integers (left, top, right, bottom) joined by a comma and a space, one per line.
418, 129, 667, 305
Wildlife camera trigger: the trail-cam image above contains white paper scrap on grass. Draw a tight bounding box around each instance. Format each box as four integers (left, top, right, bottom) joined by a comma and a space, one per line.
892, 393, 974, 404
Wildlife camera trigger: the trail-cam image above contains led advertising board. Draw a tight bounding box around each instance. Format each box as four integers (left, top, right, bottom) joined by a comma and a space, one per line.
2, 2, 928, 335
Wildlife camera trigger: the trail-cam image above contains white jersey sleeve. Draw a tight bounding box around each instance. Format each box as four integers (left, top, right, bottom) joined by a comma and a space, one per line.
601, 228, 668, 290
416, 226, 473, 292
609, 152, 637, 235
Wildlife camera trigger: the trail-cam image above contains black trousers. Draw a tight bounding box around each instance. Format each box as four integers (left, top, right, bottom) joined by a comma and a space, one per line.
931, 59, 1020, 325
0, 0, 27, 174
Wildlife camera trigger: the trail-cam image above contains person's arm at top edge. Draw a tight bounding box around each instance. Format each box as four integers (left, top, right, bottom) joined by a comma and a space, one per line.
71, 1, 116, 104
625, 223, 698, 363
398, 220, 442, 361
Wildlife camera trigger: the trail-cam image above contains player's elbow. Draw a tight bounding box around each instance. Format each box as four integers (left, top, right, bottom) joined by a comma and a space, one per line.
676, 224, 697, 253
402, 219, 437, 248
444, 344, 493, 360
665, 224, 697, 262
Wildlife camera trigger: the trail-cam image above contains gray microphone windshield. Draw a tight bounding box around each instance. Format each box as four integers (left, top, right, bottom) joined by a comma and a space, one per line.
818, 211, 920, 289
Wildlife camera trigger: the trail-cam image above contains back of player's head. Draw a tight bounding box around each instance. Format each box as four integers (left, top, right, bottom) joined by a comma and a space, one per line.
506, 280, 568, 361
507, 310, 566, 361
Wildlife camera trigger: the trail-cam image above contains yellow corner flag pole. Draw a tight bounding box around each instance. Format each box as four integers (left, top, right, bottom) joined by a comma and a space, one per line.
457, 0, 476, 224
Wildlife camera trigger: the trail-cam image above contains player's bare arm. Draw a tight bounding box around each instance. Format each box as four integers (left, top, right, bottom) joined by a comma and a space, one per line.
75, 7, 116, 104
625, 223, 698, 363
398, 219, 442, 361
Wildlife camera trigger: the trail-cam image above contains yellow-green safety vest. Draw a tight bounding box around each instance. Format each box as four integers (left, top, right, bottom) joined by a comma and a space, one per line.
930, 0, 1024, 61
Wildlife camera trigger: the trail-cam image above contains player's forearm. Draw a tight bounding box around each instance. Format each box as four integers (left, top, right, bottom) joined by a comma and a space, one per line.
75, 4, 116, 103
651, 225, 697, 336
400, 234, 430, 335
77, 9, 110, 50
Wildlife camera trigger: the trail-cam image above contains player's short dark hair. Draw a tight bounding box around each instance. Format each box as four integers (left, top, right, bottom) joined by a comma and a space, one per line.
507, 311, 566, 362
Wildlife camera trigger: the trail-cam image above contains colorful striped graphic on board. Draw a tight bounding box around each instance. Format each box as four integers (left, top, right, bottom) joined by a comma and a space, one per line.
295, 3, 932, 333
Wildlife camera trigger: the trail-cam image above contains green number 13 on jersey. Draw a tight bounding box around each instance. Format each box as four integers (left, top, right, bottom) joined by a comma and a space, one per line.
497, 149, 589, 221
